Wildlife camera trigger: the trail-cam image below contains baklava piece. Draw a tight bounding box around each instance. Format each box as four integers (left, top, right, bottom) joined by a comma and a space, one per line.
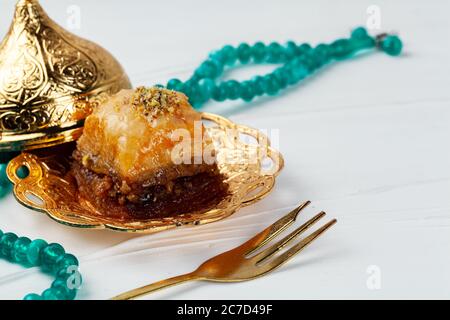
71, 87, 227, 219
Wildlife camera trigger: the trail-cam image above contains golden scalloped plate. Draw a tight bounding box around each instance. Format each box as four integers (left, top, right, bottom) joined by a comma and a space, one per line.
6, 113, 284, 233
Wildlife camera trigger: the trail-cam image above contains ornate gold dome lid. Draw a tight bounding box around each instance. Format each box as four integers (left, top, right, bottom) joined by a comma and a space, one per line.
0, 0, 131, 151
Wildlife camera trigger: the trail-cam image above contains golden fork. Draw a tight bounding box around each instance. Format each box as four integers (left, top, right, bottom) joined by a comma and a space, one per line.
112, 201, 336, 300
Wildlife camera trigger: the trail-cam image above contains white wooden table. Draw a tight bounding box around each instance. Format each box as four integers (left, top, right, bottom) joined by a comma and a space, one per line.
1, 0, 449, 299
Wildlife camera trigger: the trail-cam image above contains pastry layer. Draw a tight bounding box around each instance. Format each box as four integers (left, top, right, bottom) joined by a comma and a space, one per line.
76, 87, 216, 187
71, 160, 227, 219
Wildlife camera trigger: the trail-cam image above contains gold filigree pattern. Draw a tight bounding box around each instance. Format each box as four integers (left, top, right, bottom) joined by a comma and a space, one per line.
7, 113, 284, 233
0, 0, 131, 150
41, 27, 98, 92
1, 107, 50, 131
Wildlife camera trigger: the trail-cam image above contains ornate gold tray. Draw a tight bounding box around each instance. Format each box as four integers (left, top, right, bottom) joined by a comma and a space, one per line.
6, 113, 284, 233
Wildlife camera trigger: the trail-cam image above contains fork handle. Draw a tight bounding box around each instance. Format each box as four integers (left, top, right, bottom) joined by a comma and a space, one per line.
111, 272, 199, 300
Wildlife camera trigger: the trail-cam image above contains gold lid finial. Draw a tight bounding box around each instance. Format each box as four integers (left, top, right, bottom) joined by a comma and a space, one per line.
0, 0, 132, 151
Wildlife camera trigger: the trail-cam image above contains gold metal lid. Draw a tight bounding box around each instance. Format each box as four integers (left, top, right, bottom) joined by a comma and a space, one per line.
0, 0, 132, 151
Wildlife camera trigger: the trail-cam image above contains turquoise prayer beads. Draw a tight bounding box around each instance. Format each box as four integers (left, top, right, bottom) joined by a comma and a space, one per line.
165, 27, 403, 108
0, 230, 82, 300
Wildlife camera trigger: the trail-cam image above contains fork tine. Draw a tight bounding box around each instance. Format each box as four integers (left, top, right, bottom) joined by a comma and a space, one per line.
244, 201, 310, 256
259, 219, 337, 271
253, 211, 326, 264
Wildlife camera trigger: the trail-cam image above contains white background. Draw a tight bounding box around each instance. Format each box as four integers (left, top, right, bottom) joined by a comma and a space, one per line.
0, 0, 449, 299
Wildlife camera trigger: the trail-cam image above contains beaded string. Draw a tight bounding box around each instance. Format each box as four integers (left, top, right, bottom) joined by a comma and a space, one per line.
0, 26, 403, 300
1, 165, 82, 300
163, 27, 403, 108
0, 231, 82, 300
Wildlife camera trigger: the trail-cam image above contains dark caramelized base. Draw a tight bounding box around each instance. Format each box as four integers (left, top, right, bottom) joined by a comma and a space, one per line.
70, 161, 228, 220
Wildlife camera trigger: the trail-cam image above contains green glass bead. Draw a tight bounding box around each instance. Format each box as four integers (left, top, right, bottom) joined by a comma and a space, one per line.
298, 55, 316, 72
284, 41, 298, 60
188, 82, 202, 105
0, 163, 9, 186
349, 26, 376, 51
26, 239, 48, 266
42, 288, 63, 300
284, 68, 296, 85
240, 81, 255, 102
224, 80, 241, 100
167, 78, 183, 91
298, 43, 312, 54
212, 59, 224, 76
351, 36, 375, 50
0, 232, 18, 259
198, 78, 216, 102
330, 39, 353, 59
13, 236, 31, 264
283, 61, 299, 85
213, 60, 224, 80
266, 42, 285, 63
313, 44, 331, 67
52, 278, 68, 290
273, 69, 289, 89
188, 74, 201, 82
237, 43, 252, 64
280, 68, 292, 87
264, 75, 280, 96
290, 64, 309, 83
202, 60, 220, 79
181, 80, 201, 105
195, 60, 219, 79
41, 243, 65, 273
221, 45, 237, 66
208, 50, 227, 65
179, 81, 193, 96
52, 279, 76, 300
351, 27, 368, 39
381, 35, 403, 56
56, 253, 79, 273
251, 76, 267, 96
212, 84, 228, 102
191, 101, 202, 109
24, 293, 42, 300
251, 42, 267, 63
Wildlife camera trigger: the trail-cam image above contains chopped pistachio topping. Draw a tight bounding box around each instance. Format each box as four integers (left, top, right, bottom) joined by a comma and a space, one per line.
130, 86, 182, 121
